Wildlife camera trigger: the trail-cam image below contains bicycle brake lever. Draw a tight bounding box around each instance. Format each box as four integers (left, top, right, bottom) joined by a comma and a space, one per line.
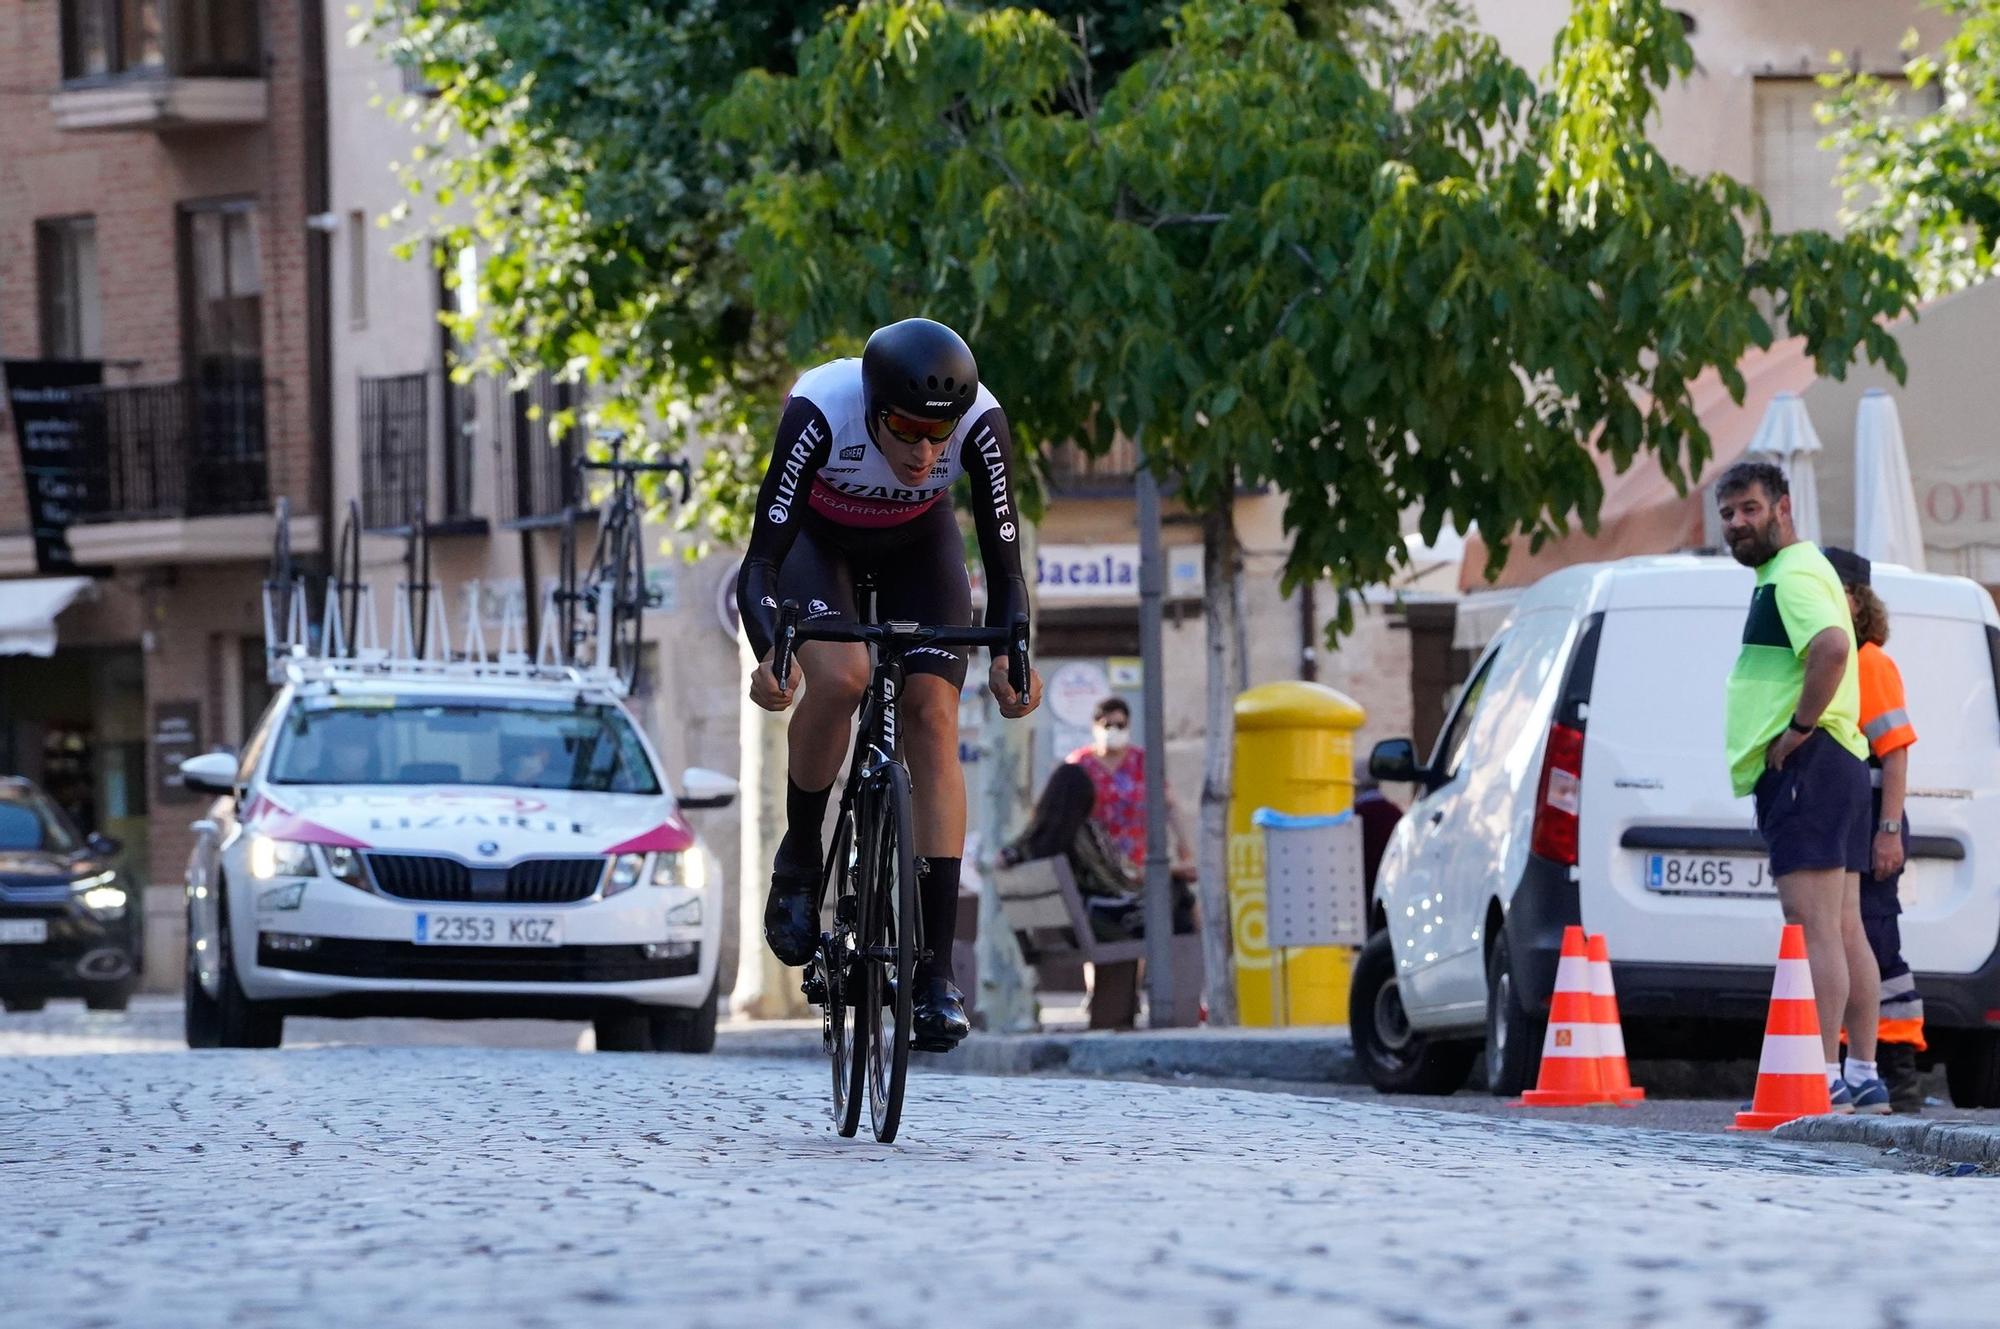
1007, 614, 1031, 699
772, 600, 801, 691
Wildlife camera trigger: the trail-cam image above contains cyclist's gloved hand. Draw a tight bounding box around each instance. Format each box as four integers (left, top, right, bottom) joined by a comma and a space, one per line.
749, 656, 797, 713
989, 658, 1042, 720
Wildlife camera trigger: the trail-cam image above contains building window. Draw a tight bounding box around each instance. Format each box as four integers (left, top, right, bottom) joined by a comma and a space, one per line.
60, 0, 258, 81
37, 216, 103, 360
181, 199, 262, 379
348, 211, 368, 330
1754, 76, 1942, 235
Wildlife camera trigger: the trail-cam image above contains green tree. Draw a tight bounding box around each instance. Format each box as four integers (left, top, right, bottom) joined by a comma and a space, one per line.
363, 0, 1230, 539
714, 0, 1914, 1020
1826, 0, 2000, 297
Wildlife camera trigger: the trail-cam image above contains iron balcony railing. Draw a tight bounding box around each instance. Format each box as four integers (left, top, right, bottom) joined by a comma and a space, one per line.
507, 371, 580, 524
358, 370, 478, 532
71, 374, 268, 522
1046, 434, 1142, 494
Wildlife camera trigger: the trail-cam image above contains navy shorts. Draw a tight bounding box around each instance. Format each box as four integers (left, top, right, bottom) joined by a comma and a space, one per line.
1752, 730, 1870, 878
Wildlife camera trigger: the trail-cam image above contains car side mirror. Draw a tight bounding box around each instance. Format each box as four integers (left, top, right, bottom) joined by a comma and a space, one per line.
179, 751, 241, 798
1368, 738, 1424, 786
678, 767, 738, 811
85, 832, 122, 857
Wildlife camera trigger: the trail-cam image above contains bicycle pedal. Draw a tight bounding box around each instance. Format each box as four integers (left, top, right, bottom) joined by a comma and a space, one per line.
801, 971, 827, 1006
912, 1036, 960, 1054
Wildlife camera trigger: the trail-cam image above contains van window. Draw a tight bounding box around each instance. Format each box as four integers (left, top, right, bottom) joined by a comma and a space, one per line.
1431, 637, 1503, 777
1452, 610, 1577, 782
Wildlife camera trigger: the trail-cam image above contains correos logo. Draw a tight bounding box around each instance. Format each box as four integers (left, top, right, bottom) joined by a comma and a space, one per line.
999, 521, 1017, 543
767, 504, 788, 525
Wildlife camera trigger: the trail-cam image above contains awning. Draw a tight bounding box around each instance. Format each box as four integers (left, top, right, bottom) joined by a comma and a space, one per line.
0, 576, 96, 657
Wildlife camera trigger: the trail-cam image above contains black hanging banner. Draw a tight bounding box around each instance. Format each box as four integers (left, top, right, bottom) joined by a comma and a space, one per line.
3, 358, 103, 574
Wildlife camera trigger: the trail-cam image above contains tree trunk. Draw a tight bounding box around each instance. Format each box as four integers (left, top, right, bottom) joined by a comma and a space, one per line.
1196, 500, 1243, 1026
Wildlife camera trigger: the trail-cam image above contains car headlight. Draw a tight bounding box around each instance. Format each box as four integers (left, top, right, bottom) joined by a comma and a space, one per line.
80, 883, 128, 917
603, 853, 647, 898
249, 836, 315, 880
322, 844, 370, 892
651, 849, 709, 891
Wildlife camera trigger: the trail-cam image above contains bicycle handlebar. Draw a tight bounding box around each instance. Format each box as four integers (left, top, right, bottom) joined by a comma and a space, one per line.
769, 600, 1031, 699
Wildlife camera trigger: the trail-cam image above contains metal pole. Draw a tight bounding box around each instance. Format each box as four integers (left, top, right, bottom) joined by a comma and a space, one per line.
1136, 438, 1178, 1024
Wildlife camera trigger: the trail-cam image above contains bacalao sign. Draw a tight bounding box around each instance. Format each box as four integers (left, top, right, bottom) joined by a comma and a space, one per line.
970, 544, 1203, 604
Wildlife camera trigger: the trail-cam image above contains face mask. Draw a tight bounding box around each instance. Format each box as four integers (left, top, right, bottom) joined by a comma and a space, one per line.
1094, 724, 1130, 753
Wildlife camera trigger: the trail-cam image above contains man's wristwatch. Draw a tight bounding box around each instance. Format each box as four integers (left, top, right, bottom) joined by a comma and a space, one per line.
1878, 818, 1903, 835
1786, 715, 1814, 735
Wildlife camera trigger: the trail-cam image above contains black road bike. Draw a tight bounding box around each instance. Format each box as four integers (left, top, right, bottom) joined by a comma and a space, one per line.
771, 586, 1030, 1143
556, 431, 692, 690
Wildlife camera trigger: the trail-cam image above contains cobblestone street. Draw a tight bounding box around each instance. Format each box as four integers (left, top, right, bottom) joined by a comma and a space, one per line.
5, 1006, 2000, 1327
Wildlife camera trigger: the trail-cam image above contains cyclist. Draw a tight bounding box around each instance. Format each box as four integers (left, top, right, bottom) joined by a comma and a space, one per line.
736, 318, 1042, 1049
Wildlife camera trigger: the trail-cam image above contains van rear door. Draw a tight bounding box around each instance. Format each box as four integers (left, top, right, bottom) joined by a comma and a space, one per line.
1579, 581, 2000, 975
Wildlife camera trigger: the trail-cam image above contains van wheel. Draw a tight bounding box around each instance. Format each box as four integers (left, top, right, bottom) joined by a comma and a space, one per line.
1485, 929, 1545, 1096
649, 984, 719, 1054
1351, 930, 1476, 1095
1947, 1033, 2000, 1108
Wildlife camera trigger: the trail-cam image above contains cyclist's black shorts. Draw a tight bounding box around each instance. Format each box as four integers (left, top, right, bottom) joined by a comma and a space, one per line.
777, 502, 972, 689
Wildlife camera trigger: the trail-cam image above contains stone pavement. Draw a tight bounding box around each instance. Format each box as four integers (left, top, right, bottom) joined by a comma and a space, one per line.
7, 1014, 2000, 1327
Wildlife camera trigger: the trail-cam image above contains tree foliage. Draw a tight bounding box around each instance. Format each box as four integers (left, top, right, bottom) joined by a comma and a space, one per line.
1827, 0, 2000, 298
716, 0, 1914, 609
363, 0, 1259, 540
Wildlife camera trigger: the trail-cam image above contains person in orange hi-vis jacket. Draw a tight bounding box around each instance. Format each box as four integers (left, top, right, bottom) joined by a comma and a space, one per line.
1824, 548, 1924, 1112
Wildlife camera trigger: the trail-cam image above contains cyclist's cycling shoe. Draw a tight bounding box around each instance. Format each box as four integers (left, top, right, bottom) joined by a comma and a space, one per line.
763, 871, 818, 967
911, 976, 971, 1052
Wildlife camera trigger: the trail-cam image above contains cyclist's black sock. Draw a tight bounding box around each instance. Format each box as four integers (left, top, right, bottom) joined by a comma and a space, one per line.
917, 856, 962, 985
775, 777, 832, 878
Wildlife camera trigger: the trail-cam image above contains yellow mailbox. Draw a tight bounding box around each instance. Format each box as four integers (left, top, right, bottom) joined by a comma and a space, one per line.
1229, 681, 1366, 1026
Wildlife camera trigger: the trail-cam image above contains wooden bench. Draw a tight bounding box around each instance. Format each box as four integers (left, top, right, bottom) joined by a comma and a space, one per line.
991, 855, 1203, 1029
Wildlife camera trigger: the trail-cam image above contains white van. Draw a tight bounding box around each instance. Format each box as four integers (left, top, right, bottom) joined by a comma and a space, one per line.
1350, 554, 2000, 1104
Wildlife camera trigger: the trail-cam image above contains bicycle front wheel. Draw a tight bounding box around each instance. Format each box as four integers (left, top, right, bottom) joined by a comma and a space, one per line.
824, 802, 864, 1138
863, 763, 918, 1143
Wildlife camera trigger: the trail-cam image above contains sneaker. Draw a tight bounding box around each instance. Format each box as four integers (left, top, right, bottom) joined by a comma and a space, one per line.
762, 870, 819, 967
1847, 1076, 1893, 1115
1827, 1077, 1856, 1114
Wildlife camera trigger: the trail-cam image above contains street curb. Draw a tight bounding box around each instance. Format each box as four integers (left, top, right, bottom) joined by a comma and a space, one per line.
713, 1025, 1363, 1086
1770, 1114, 2000, 1166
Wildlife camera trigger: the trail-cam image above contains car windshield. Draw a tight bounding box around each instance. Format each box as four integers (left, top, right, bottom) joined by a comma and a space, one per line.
0, 786, 80, 853
266, 698, 662, 794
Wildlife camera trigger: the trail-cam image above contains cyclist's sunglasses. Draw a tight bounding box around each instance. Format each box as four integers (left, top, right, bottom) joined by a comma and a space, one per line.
878, 408, 958, 446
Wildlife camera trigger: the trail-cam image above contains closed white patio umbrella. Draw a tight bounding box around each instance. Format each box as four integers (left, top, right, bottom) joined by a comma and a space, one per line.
1853, 388, 1927, 571
1747, 391, 1823, 543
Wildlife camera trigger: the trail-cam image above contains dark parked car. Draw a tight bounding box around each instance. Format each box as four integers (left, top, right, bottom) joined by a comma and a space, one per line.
0, 776, 140, 1012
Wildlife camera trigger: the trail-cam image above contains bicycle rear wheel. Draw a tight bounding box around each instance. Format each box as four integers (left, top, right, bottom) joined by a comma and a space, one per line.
823, 802, 864, 1138
863, 763, 918, 1143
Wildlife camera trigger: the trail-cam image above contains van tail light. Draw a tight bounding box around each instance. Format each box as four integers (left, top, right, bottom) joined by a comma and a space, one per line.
1530, 721, 1585, 866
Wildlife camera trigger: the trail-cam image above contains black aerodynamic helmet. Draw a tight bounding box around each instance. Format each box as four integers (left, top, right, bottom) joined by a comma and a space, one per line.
861, 317, 979, 423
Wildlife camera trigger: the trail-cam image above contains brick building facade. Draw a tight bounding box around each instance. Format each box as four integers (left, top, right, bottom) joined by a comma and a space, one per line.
0, 0, 328, 986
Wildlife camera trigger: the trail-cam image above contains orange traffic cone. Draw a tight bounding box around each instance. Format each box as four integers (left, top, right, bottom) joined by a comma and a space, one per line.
1587, 933, 1645, 1105
1516, 926, 1616, 1107
1732, 924, 1833, 1131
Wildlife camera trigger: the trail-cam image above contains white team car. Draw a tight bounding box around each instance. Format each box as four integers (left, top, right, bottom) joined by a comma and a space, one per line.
177, 670, 735, 1053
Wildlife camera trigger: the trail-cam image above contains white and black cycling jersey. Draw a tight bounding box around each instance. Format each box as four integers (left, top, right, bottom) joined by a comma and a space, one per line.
736, 357, 1030, 660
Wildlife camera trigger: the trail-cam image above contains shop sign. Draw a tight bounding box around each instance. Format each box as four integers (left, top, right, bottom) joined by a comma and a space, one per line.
152, 702, 204, 806
3, 359, 104, 574
972, 544, 1204, 604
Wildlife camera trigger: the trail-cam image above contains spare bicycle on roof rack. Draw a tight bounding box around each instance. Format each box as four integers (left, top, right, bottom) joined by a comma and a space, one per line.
261, 431, 691, 694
